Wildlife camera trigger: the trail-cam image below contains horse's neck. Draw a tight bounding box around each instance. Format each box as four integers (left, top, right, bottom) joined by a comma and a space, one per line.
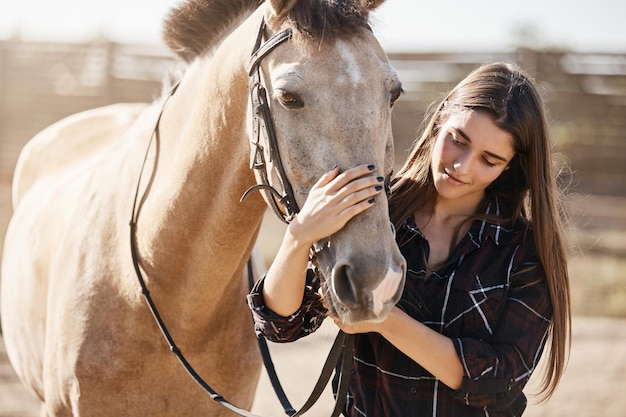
136, 54, 266, 293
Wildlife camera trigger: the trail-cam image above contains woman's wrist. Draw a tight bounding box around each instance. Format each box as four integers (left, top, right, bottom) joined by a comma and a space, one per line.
285, 217, 317, 251
375, 306, 405, 337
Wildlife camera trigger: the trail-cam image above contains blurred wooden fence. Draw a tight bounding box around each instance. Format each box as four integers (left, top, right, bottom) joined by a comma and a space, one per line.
0, 41, 173, 181
1, 40, 625, 196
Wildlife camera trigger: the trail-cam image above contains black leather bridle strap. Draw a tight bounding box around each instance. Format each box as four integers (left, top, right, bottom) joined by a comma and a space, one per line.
289, 331, 354, 417
129, 82, 267, 417
248, 23, 292, 76
243, 22, 300, 223
331, 333, 355, 417
247, 258, 354, 417
247, 259, 296, 416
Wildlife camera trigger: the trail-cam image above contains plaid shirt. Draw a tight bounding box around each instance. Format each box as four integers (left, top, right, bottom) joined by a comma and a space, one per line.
248, 201, 552, 417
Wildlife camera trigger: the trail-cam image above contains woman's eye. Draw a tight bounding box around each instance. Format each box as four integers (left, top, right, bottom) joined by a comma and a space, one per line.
450, 135, 464, 146
277, 91, 303, 109
482, 158, 497, 167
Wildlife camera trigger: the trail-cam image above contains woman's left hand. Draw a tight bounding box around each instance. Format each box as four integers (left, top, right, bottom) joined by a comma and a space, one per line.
332, 315, 384, 335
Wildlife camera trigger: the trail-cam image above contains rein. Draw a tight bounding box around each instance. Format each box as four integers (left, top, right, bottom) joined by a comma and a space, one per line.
129, 18, 353, 417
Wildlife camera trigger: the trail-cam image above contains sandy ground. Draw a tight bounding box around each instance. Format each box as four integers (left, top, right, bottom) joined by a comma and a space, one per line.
1, 316, 625, 417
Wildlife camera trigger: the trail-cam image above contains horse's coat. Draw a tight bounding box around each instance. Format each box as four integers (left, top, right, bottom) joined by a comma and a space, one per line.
1, 1, 405, 416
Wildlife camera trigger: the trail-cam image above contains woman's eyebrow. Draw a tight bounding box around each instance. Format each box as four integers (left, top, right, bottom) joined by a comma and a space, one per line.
455, 128, 510, 162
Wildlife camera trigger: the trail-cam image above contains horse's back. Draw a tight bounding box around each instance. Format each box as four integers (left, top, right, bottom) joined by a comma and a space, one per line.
2, 101, 149, 403
12, 102, 148, 208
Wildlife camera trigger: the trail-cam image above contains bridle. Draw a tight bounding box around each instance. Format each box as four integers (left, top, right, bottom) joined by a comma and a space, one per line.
240, 21, 299, 223
129, 18, 354, 417
241, 21, 394, 224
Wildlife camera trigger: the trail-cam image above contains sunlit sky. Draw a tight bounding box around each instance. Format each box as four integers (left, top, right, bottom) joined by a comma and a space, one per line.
0, 0, 625, 52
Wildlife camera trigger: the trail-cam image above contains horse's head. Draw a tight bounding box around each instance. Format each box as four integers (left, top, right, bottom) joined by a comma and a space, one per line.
248, 0, 406, 323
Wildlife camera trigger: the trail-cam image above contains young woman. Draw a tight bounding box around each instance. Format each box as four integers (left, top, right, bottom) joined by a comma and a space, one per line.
248, 62, 571, 416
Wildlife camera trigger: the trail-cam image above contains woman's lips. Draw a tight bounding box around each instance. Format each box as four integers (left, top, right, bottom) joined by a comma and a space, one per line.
444, 169, 466, 185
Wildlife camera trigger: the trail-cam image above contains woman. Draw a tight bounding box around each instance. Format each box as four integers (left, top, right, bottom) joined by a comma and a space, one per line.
248, 62, 571, 416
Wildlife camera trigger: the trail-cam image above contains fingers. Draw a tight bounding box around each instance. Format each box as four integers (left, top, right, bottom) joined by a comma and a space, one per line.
328, 164, 377, 193
312, 165, 340, 189
332, 315, 377, 335
330, 165, 384, 209
289, 164, 384, 245
312, 164, 381, 198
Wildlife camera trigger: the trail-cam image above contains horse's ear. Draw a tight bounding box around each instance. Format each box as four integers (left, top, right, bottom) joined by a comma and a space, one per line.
266, 0, 298, 18
361, 0, 385, 10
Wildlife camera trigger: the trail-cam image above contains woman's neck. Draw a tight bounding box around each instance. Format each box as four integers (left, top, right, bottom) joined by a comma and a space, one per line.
413, 195, 482, 272
435, 190, 484, 218
416, 194, 481, 227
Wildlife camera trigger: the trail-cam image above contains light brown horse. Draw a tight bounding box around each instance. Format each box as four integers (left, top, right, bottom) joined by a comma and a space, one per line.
1, 0, 406, 416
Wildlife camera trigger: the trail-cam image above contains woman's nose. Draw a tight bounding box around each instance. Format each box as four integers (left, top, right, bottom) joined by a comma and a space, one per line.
453, 158, 468, 173
452, 149, 475, 173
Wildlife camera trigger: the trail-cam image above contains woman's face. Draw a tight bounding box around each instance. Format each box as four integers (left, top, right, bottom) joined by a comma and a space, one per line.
430, 110, 515, 208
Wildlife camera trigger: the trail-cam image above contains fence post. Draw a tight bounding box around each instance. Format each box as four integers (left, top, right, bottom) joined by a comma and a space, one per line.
104, 41, 116, 105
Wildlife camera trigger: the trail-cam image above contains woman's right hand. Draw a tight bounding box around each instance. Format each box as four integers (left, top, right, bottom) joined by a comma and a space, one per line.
261, 164, 385, 317
287, 164, 385, 247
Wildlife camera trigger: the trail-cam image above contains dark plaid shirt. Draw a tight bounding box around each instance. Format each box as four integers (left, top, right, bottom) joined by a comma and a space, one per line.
248, 201, 552, 417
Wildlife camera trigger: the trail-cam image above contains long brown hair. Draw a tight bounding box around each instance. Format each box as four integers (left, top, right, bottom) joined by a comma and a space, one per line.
390, 62, 571, 400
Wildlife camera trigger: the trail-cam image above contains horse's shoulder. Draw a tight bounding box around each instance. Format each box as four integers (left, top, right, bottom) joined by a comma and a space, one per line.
12, 102, 149, 207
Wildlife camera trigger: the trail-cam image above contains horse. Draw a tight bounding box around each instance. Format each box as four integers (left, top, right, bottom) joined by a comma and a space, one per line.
0, 0, 406, 416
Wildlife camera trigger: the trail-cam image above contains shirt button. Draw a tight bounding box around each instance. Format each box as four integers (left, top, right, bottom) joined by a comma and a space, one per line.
410, 387, 417, 394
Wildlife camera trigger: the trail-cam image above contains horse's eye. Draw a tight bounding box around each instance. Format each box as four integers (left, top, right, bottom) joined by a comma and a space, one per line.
390, 87, 403, 108
276, 91, 304, 109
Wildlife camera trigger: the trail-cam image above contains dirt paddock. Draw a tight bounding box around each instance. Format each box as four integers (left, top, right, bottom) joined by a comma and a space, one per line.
1, 316, 625, 417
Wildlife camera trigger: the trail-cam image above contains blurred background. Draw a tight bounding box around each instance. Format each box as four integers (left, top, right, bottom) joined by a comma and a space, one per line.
0, 1, 625, 416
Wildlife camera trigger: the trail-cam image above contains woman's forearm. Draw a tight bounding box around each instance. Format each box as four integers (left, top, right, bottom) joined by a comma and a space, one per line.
261, 224, 313, 317
339, 307, 465, 390
379, 308, 465, 390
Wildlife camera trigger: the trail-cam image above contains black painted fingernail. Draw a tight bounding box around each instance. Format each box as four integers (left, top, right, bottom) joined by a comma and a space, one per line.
368, 197, 376, 204
330, 164, 338, 171
375, 185, 383, 191
367, 164, 375, 171
377, 176, 384, 182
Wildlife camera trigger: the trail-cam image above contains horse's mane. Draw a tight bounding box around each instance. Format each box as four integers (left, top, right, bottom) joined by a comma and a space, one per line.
163, 0, 375, 62
163, 0, 263, 63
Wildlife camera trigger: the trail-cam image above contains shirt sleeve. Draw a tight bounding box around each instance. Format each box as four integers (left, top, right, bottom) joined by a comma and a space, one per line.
450, 251, 552, 412
247, 268, 328, 343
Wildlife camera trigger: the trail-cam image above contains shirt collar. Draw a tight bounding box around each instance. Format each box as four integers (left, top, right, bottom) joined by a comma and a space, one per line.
401, 197, 522, 247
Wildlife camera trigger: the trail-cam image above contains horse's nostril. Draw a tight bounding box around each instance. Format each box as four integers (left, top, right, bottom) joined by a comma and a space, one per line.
333, 264, 359, 309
